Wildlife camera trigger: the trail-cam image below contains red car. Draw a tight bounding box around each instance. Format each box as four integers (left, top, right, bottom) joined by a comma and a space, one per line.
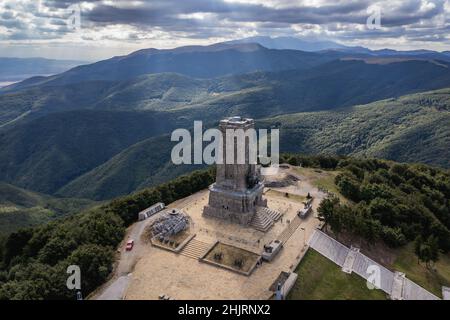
125, 240, 134, 251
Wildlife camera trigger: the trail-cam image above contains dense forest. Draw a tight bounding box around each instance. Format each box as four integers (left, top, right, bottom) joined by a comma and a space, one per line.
282, 154, 450, 265
0, 169, 214, 299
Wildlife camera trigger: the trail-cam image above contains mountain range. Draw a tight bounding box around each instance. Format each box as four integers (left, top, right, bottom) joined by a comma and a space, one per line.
53, 88, 450, 200
0, 43, 342, 93
2, 49, 450, 127
228, 36, 450, 61
0, 39, 449, 232
226, 36, 349, 51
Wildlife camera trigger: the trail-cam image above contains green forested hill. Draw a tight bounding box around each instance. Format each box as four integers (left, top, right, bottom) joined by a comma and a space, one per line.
0, 59, 449, 200
261, 88, 450, 168
58, 89, 450, 200
57, 134, 202, 200
2, 59, 450, 128
0, 110, 177, 193
0, 182, 94, 235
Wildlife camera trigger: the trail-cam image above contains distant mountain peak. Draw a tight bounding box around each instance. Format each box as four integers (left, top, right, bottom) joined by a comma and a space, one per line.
127, 42, 265, 58
226, 35, 349, 52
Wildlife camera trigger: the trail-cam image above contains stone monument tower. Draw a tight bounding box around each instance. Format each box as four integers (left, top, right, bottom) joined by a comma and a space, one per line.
203, 116, 267, 225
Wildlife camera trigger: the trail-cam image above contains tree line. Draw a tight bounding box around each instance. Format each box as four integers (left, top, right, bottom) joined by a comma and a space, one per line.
0, 169, 215, 299
282, 154, 450, 266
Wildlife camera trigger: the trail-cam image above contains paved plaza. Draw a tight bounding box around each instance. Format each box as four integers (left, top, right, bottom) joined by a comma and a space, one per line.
123, 167, 325, 300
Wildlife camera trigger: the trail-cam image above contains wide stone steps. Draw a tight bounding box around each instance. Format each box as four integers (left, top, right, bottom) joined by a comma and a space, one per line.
263, 208, 282, 221
250, 207, 282, 232
250, 208, 273, 232
179, 239, 212, 259
277, 216, 302, 245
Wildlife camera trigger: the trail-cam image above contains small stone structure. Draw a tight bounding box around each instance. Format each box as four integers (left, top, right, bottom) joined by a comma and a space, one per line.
203, 116, 267, 225
151, 209, 189, 239
262, 240, 283, 262
298, 196, 313, 219
138, 202, 165, 221
341, 246, 360, 274
391, 271, 406, 300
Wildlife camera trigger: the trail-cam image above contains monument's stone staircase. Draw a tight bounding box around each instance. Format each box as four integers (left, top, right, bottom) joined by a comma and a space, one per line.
179, 239, 212, 259
264, 208, 282, 222
277, 216, 302, 245
251, 207, 282, 232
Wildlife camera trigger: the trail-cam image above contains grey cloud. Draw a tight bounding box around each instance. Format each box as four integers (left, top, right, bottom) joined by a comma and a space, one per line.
0, 18, 27, 30
0, 0, 449, 46
1, 11, 15, 20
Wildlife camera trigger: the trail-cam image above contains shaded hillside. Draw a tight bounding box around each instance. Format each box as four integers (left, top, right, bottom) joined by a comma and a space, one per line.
261, 88, 450, 168
0, 81, 118, 126
2, 59, 450, 128
1, 56, 450, 200
57, 134, 203, 200
0, 110, 178, 193
167, 59, 450, 122
260, 59, 450, 113
0, 182, 94, 235
59, 89, 450, 200
1, 85, 448, 201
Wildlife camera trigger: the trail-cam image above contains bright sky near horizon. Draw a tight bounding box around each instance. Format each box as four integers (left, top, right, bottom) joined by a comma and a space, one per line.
0, 0, 449, 60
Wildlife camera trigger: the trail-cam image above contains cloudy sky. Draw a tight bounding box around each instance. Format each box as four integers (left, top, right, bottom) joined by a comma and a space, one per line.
1, 0, 449, 61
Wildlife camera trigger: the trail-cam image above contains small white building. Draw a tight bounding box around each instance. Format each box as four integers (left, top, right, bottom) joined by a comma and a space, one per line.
262, 240, 283, 262
298, 203, 312, 219
138, 202, 165, 221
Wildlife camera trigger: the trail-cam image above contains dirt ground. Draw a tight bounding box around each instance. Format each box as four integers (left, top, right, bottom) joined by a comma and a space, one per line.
101, 166, 327, 300
203, 242, 260, 273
